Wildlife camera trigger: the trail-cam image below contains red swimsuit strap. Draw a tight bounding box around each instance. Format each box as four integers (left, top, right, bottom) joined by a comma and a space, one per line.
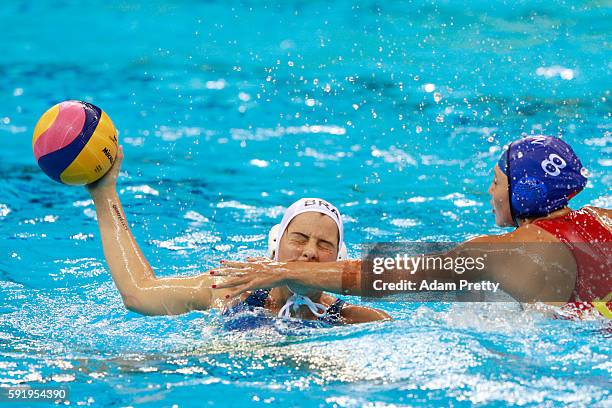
532, 207, 612, 243
532, 207, 611, 313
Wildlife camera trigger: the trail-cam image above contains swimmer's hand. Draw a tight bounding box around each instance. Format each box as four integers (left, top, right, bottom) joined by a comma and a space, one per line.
210, 258, 301, 298
86, 145, 124, 196
210, 257, 352, 297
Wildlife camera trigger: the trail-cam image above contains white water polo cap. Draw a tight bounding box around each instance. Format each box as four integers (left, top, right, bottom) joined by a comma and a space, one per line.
267, 198, 346, 260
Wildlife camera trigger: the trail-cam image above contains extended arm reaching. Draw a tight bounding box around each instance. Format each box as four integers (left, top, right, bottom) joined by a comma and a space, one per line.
87, 147, 221, 315
212, 227, 575, 303
211, 258, 362, 298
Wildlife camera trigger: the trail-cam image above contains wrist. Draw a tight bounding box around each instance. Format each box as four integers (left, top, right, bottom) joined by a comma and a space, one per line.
341, 260, 361, 295
283, 264, 300, 285
89, 186, 118, 201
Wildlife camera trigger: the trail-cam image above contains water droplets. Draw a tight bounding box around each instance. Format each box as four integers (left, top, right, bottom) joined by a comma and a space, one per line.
535, 66, 575, 80
205, 79, 227, 90
249, 159, 269, 168
0, 204, 10, 217
423, 83, 435, 93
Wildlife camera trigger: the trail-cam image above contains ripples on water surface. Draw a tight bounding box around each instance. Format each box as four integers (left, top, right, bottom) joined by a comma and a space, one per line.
1, 1, 611, 406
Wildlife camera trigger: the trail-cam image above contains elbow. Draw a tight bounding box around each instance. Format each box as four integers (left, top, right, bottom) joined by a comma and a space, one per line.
121, 292, 159, 316
119, 278, 160, 315
121, 293, 143, 313
120, 288, 190, 316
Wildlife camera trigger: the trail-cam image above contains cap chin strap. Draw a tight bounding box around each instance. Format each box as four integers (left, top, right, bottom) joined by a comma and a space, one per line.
267, 224, 348, 260
266, 223, 347, 320
277, 291, 327, 319
505, 145, 520, 227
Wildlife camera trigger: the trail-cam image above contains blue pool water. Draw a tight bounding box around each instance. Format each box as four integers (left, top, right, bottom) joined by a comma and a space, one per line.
1, 1, 611, 406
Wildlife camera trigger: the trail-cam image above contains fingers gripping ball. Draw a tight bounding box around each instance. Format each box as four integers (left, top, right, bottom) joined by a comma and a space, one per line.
32, 100, 119, 185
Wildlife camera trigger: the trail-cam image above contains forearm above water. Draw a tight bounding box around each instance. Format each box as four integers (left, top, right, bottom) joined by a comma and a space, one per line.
285, 260, 363, 296
91, 189, 214, 315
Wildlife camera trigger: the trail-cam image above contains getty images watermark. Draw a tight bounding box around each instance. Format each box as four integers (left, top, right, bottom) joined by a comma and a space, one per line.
359, 242, 611, 303
370, 252, 500, 293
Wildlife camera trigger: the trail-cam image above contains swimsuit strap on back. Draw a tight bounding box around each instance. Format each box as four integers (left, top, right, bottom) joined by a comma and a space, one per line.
532, 207, 611, 244
532, 207, 611, 313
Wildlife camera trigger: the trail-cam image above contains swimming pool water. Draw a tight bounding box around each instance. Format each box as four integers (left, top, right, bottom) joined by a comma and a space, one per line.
1, 1, 611, 406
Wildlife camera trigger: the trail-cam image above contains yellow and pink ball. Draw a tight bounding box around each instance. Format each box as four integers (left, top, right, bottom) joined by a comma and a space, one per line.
32, 100, 118, 185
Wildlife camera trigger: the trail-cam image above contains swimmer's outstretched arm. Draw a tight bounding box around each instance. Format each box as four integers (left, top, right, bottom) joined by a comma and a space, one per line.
213, 228, 574, 303
87, 147, 223, 316
212, 259, 363, 298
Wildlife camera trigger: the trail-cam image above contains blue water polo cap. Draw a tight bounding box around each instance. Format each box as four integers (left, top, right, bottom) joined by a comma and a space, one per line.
497, 136, 587, 220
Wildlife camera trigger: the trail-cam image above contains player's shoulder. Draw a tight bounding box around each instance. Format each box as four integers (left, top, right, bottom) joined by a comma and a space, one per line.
582, 205, 611, 219
465, 225, 560, 244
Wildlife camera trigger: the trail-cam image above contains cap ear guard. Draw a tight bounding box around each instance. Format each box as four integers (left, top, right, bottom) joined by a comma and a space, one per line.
267, 224, 281, 259
267, 224, 348, 260
511, 176, 549, 219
